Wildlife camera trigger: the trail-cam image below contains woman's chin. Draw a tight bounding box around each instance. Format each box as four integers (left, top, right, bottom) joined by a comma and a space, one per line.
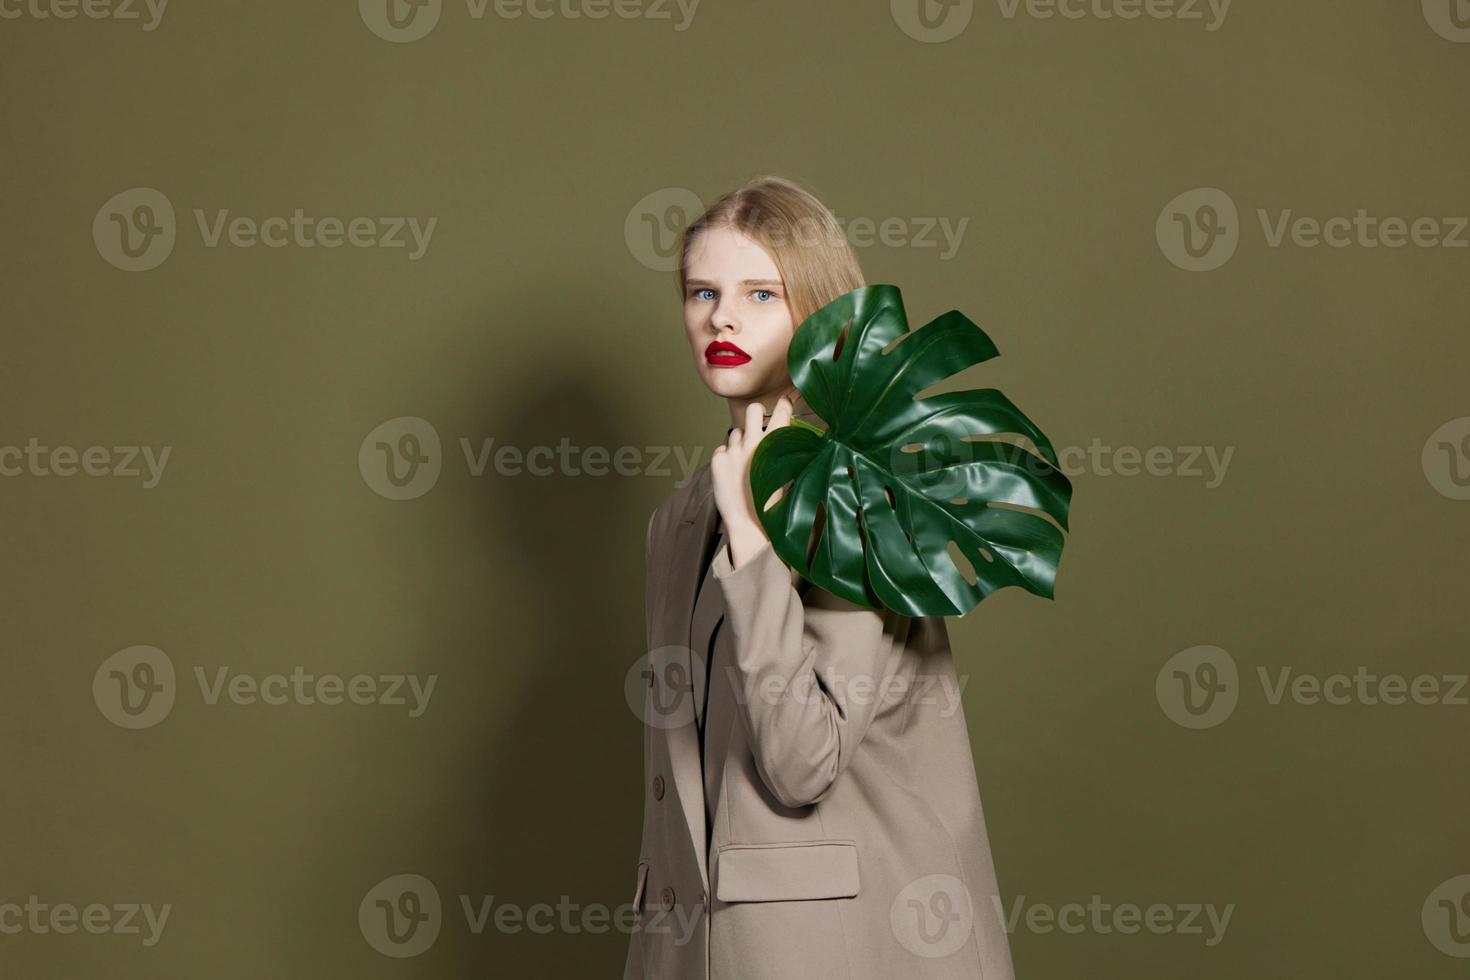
699, 364, 763, 398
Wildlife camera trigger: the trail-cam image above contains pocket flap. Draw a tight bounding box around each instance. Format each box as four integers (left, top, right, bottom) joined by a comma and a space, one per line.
714, 839, 859, 903
633, 860, 649, 912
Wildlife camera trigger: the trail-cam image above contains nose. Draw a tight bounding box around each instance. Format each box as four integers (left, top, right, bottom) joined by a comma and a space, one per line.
710, 293, 739, 333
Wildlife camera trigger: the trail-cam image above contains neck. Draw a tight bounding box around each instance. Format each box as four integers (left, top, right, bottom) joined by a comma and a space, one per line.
727, 382, 801, 431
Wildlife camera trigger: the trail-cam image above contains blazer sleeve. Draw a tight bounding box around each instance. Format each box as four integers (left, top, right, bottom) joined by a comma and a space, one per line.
710, 536, 912, 808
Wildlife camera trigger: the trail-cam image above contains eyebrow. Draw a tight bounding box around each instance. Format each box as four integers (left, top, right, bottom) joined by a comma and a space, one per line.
684, 278, 784, 288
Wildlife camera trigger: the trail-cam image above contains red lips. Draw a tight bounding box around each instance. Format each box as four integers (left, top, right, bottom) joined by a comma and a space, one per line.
705, 340, 751, 366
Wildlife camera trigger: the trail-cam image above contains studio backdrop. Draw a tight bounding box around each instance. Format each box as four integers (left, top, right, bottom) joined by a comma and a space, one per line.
2, 1, 1467, 977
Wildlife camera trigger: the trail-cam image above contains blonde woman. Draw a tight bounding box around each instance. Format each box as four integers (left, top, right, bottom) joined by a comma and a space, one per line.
625, 176, 1016, 980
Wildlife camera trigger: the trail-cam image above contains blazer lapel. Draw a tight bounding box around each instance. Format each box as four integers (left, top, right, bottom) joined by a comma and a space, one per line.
687, 517, 727, 723
656, 394, 825, 901
662, 465, 717, 901
675, 469, 722, 734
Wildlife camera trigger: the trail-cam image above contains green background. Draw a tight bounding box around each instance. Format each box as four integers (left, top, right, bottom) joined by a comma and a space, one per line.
2, 0, 1467, 976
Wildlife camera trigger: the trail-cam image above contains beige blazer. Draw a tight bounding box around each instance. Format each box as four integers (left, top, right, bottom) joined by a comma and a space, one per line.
624, 400, 1017, 980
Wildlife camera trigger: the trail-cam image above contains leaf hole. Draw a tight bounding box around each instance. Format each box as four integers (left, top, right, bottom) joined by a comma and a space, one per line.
946, 540, 977, 587
832, 315, 852, 362
805, 501, 826, 567
760, 478, 795, 515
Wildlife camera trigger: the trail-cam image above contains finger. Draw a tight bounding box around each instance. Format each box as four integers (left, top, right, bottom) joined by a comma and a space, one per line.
769, 395, 793, 430
745, 401, 764, 443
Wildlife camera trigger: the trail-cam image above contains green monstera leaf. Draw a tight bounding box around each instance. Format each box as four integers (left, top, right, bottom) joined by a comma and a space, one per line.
749, 284, 1072, 618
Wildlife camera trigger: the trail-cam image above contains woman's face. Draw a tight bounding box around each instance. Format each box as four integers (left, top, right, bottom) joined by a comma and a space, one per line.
682, 224, 796, 404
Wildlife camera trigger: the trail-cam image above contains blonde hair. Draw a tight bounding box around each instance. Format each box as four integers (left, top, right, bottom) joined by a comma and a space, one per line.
677, 175, 865, 327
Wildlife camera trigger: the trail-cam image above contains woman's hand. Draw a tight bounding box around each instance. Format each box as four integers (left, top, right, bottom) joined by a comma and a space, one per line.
710, 395, 794, 569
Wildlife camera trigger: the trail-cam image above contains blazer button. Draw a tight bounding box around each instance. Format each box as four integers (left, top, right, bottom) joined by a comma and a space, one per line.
652, 774, 665, 799
661, 886, 675, 910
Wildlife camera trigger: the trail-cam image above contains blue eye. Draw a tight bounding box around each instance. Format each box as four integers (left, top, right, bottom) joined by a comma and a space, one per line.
694, 288, 716, 301
753, 289, 775, 302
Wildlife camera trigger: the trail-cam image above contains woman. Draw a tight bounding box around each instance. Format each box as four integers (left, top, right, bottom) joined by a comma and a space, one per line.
625, 176, 1016, 980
